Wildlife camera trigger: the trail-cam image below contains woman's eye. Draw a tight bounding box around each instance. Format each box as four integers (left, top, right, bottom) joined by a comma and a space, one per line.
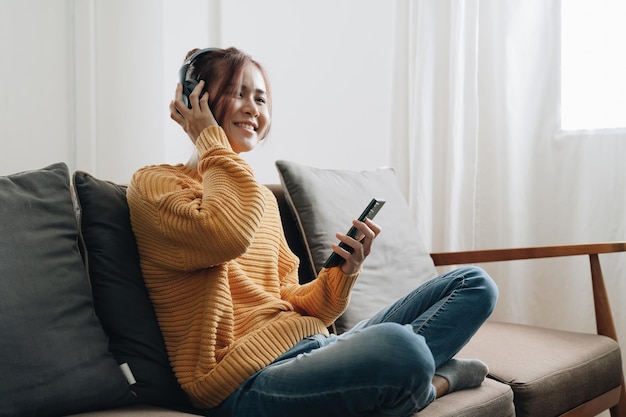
256, 97, 266, 104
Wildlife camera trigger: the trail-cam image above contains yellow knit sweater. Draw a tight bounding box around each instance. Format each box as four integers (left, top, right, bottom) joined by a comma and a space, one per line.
127, 126, 359, 408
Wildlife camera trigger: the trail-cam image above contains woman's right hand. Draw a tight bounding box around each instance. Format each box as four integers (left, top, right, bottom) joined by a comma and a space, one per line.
335, 218, 381, 275
170, 80, 218, 144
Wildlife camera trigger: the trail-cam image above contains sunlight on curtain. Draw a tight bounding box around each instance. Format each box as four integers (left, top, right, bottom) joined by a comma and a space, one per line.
561, 0, 626, 131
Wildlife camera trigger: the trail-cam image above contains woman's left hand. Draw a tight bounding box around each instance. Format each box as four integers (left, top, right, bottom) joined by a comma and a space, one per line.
333, 218, 381, 275
170, 80, 218, 144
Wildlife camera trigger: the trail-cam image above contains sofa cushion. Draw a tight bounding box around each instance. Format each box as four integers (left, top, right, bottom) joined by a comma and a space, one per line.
73, 171, 196, 411
275, 160, 438, 333
0, 163, 135, 416
458, 321, 623, 417
413, 378, 515, 417
68, 405, 201, 416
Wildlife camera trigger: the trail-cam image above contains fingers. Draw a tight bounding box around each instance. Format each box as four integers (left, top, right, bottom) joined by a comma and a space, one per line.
335, 219, 380, 275
170, 83, 187, 123
364, 218, 381, 237
170, 80, 219, 143
199, 88, 209, 108
347, 218, 380, 245
172, 80, 202, 115
170, 98, 183, 124
188, 80, 205, 110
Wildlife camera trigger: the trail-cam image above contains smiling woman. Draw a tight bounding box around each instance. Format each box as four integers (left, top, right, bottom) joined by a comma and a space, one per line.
124, 45, 498, 417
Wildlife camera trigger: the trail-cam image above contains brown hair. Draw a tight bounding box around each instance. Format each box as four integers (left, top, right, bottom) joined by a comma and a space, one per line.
184, 47, 272, 138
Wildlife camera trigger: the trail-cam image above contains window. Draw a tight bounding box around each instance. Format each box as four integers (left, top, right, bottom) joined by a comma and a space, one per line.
561, 0, 626, 131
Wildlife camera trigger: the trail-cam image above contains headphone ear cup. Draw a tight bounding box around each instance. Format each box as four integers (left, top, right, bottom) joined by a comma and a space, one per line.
182, 79, 198, 109
178, 48, 217, 108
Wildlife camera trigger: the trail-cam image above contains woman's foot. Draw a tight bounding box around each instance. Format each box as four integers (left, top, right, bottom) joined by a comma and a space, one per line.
433, 358, 489, 397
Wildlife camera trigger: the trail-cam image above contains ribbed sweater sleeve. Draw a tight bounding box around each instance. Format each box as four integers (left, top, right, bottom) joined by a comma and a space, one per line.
279, 258, 360, 327
129, 126, 265, 271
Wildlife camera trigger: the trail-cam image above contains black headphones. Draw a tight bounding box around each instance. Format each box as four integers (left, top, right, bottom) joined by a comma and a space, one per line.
178, 48, 218, 108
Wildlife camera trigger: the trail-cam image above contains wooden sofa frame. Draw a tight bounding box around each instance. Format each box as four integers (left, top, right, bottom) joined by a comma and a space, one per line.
430, 242, 626, 417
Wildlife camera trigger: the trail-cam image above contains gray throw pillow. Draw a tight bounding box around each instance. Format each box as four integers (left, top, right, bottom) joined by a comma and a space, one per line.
0, 163, 135, 416
275, 160, 437, 333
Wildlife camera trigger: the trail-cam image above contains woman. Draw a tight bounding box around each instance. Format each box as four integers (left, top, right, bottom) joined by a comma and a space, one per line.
127, 47, 498, 417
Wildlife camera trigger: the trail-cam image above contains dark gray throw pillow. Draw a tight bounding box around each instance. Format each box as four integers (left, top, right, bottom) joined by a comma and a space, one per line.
0, 163, 135, 416
73, 171, 196, 412
275, 160, 438, 333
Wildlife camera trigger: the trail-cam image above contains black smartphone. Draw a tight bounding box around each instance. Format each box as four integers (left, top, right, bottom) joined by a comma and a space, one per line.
322, 198, 386, 268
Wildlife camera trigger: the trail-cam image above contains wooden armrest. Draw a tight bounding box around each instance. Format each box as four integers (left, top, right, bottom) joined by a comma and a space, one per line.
430, 241, 626, 266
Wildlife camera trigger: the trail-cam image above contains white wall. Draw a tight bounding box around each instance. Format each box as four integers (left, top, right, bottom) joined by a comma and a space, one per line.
0, 1, 74, 173
222, 1, 396, 184
0, 0, 396, 185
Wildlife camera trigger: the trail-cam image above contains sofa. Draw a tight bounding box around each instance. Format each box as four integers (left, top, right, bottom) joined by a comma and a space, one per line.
0, 161, 624, 417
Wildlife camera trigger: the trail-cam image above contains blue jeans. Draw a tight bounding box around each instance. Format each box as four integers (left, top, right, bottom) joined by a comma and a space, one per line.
207, 266, 498, 417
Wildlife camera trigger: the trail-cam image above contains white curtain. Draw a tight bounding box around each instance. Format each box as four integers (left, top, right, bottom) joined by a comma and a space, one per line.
391, 0, 482, 252
390, 0, 626, 366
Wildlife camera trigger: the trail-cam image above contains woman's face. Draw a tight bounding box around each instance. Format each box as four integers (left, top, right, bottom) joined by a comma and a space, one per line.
218, 62, 270, 153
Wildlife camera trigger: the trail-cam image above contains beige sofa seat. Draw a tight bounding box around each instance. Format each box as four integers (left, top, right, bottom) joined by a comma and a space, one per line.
70, 380, 514, 417
459, 321, 623, 417
69, 406, 200, 416
413, 378, 515, 417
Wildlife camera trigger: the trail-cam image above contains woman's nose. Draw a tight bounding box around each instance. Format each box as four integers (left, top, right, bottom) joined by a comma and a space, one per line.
242, 97, 259, 116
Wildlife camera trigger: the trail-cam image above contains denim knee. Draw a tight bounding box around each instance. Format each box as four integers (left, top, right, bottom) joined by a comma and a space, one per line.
362, 323, 435, 389
458, 266, 499, 317
355, 323, 435, 413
